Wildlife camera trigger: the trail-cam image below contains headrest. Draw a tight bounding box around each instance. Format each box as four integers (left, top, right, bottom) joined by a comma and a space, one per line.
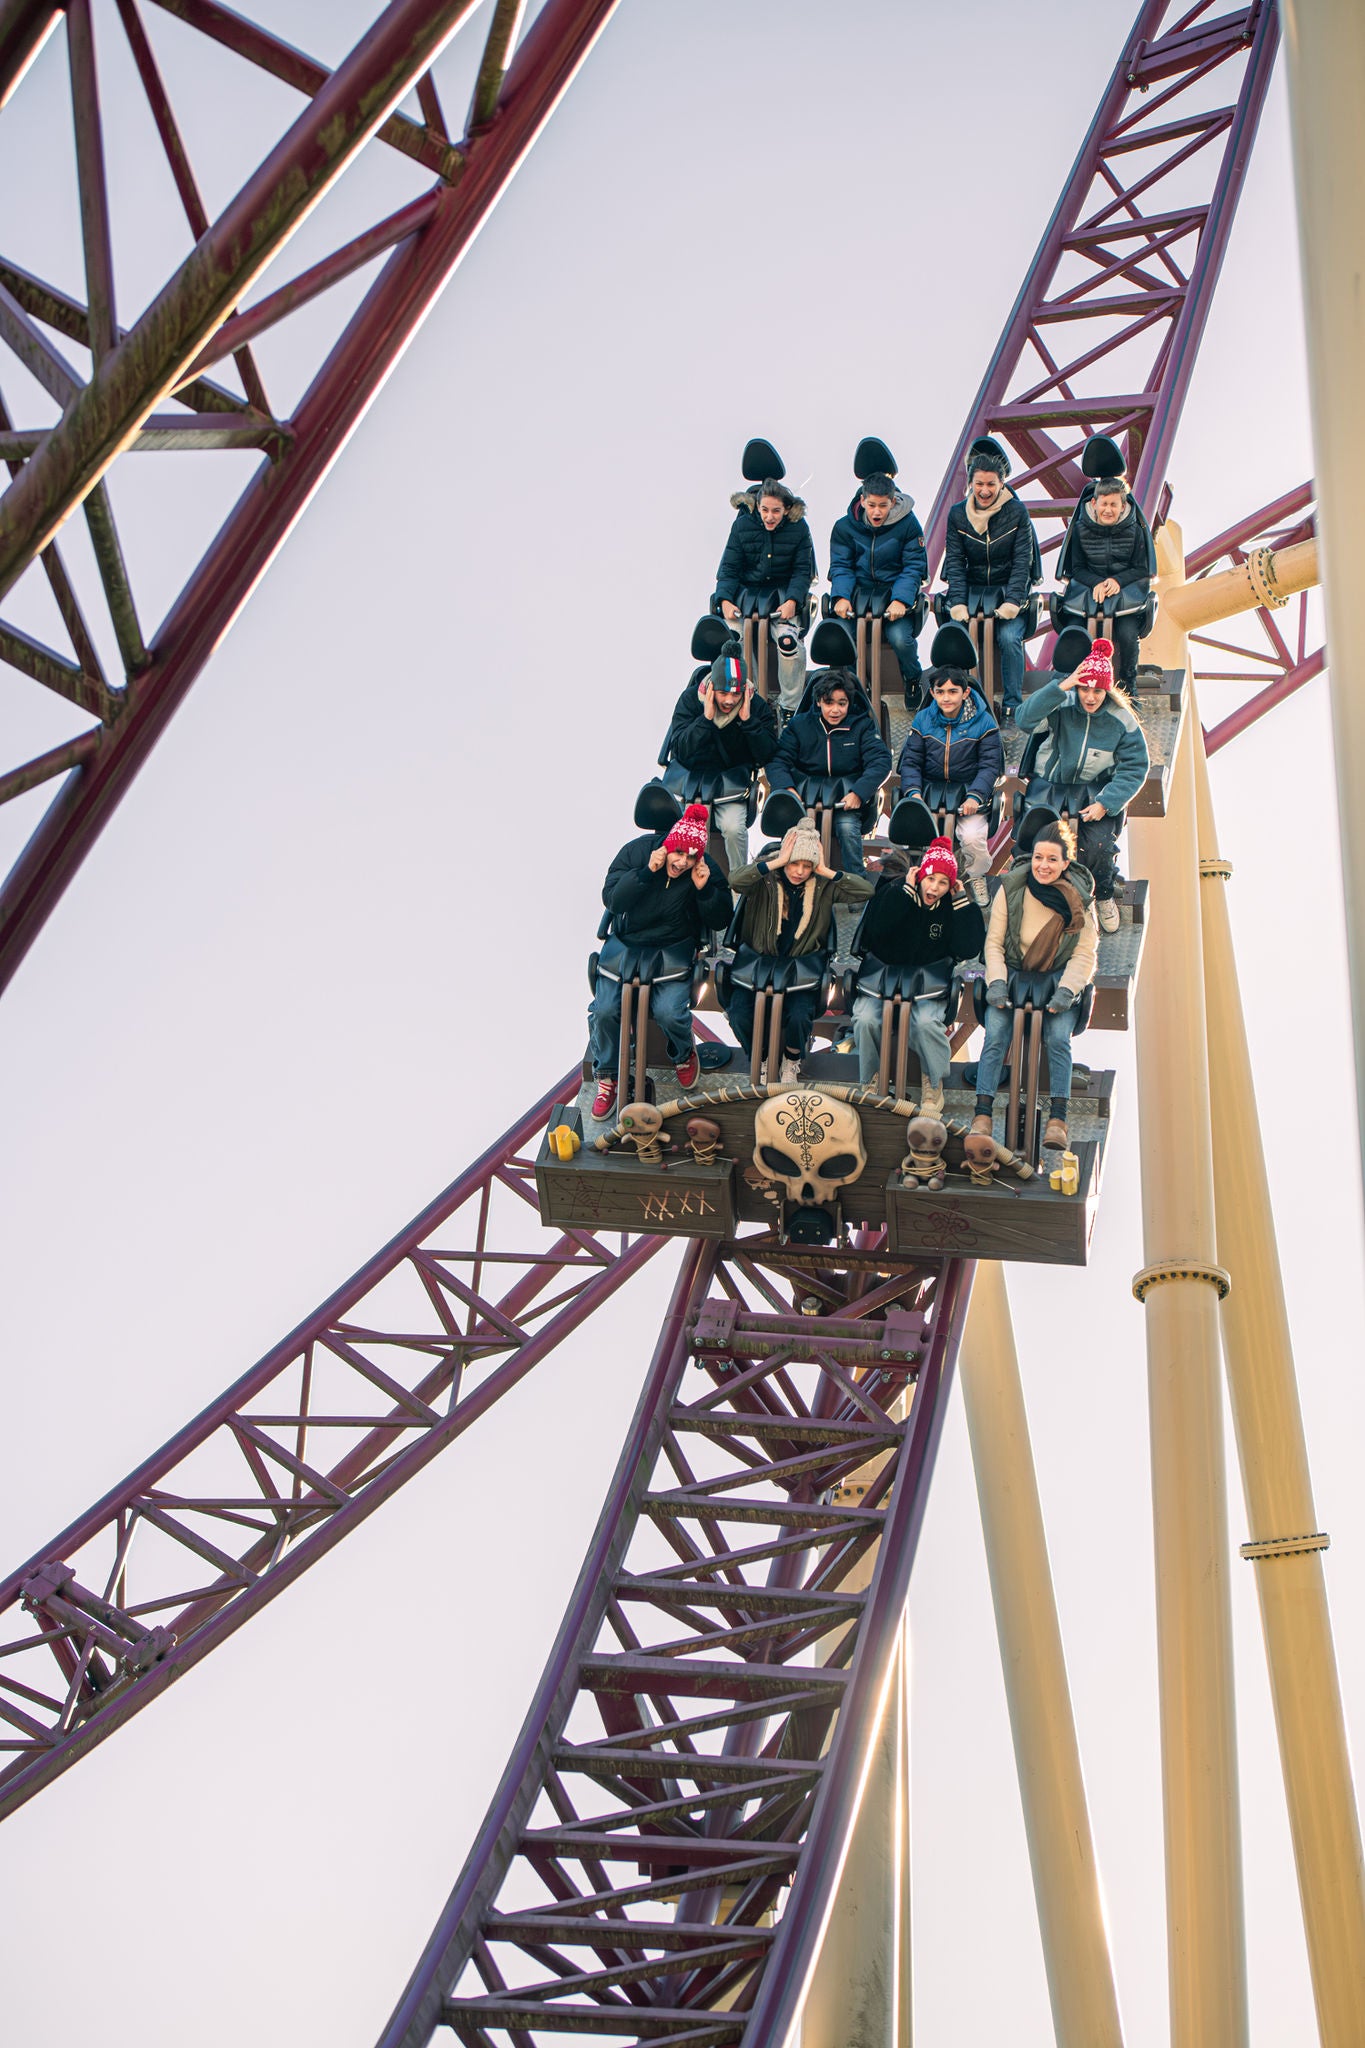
810, 616, 858, 667
854, 435, 898, 481
930, 622, 978, 671
691, 614, 731, 661
634, 781, 683, 834
1081, 434, 1127, 480
1015, 803, 1061, 856
1051, 625, 1094, 678
760, 789, 807, 840
966, 435, 1010, 478
887, 795, 938, 850
742, 437, 785, 482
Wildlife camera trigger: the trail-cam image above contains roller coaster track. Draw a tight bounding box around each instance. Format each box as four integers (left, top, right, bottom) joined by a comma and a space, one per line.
380, 1242, 968, 2048
0, 0, 1289, 1844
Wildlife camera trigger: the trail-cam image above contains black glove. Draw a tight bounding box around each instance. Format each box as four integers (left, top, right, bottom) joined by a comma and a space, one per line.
986, 980, 1010, 1009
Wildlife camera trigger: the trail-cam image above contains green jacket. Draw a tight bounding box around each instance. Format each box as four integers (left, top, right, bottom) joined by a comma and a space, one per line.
729, 860, 873, 957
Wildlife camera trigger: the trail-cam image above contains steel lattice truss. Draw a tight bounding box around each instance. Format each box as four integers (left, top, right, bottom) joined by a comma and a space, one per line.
0, 1068, 666, 1820
1185, 482, 1326, 755
0, 0, 619, 994
381, 1242, 968, 2048
921, 0, 1279, 561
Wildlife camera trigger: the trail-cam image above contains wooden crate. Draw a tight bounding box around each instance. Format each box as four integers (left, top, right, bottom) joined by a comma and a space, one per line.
884, 1140, 1102, 1267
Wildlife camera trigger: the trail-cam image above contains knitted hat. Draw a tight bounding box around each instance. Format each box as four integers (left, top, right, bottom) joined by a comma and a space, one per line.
777, 816, 823, 869
664, 802, 710, 858
710, 638, 746, 692
1075, 637, 1115, 691
917, 836, 959, 885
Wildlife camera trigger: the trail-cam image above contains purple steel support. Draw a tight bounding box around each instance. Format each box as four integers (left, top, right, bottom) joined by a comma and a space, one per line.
0, 0, 621, 994
922, 0, 1280, 569
379, 1244, 969, 2048
0, 1066, 667, 1821
1180, 481, 1326, 754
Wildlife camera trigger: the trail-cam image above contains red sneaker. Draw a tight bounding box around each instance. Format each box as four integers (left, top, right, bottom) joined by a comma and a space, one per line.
674, 1050, 699, 1091
590, 1078, 617, 1120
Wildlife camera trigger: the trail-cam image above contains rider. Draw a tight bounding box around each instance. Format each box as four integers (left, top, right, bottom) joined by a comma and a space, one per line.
588, 801, 732, 1120
726, 816, 873, 1081
971, 817, 1097, 1151
942, 436, 1037, 723
896, 664, 1003, 886
767, 671, 892, 875
852, 837, 985, 1115
1014, 634, 1148, 932
716, 477, 817, 715
1056, 466, 1155, 690
829, 466, 927, 709
667, 638, 779, 876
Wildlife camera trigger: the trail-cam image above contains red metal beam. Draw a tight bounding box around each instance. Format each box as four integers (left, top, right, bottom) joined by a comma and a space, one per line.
1205, 648, 1324, 753
0, 1065, 665, 1822
0, 0, 621, 995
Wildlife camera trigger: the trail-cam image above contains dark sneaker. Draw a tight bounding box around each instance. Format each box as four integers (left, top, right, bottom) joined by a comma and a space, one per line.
590, 1078, 617, 1121
903, 680, 923, 713
674, 1050, 699, 1091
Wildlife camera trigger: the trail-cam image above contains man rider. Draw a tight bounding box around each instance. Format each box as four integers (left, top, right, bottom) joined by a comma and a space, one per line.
588, 802, 731, 1121
942, 437, 1037, 722
829, 470, 927, 709
896, 664, 1003, 886
767, 671, 892, 875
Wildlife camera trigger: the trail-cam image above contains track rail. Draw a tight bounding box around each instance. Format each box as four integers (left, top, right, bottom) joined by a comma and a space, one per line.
922, 0, 1280, 557
380, 1243, 971, 2048
0, 1067, 664, 1821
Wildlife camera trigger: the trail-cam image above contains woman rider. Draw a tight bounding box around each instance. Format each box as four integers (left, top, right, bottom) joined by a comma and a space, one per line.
970, 818, 1097, 1150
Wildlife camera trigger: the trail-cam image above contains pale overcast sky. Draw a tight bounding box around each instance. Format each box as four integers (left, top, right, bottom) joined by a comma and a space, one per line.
0, 4, 1360, 2045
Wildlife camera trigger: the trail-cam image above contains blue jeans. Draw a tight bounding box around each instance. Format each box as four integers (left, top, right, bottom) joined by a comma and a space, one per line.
727, 982, 820, 1061
881, 611, 922, 692
833, 806, 867, 874
996, 611, 1026, 712
975, 1001, 1077, 1105
853, 991, 951, 1088
589, 975, 694, 1076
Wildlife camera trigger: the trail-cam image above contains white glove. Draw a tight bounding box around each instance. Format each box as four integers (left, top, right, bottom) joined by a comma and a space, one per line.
996, 601, 1021, 620
949, 605, 970, 623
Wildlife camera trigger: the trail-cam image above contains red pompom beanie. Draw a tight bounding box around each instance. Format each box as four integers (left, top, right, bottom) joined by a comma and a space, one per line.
917, 835, 958, 885
1075, 637, 1115, 690
664, 802, 710, 858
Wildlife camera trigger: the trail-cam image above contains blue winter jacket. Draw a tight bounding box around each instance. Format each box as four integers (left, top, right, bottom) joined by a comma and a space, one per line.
828, 490, 927, 607
896, 687, 1004, 807
769, 700, 892, 807
1016, 679, 1150, 814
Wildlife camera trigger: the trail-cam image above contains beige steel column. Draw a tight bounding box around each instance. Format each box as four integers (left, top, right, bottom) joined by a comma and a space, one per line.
1128, 650, 1248, 2045
1192, 718, 1365, 2043
1283, 0, 1365, 1174
799, 1620, 910, 2048
959, 1260, 1124, 2048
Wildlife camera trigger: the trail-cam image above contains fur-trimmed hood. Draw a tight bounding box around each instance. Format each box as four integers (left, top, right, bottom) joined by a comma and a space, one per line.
730, 488, 807, 521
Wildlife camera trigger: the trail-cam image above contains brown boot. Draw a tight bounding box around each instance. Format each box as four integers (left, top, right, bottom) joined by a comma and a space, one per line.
970, 1113, 993, 1137
1043, 1117, 1069, 1149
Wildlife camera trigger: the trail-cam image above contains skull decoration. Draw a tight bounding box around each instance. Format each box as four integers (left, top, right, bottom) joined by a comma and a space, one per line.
752, 1090, 867, 1208
618, 1101, 670, 1166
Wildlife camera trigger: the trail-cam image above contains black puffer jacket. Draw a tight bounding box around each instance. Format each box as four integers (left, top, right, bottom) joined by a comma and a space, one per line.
1058, 493, 1155, 615
668, 678, 779, 774
715, 491, 817, 607
602, 834, 732, 946
943, 489, 1037, 606
857, 874, 985, 970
